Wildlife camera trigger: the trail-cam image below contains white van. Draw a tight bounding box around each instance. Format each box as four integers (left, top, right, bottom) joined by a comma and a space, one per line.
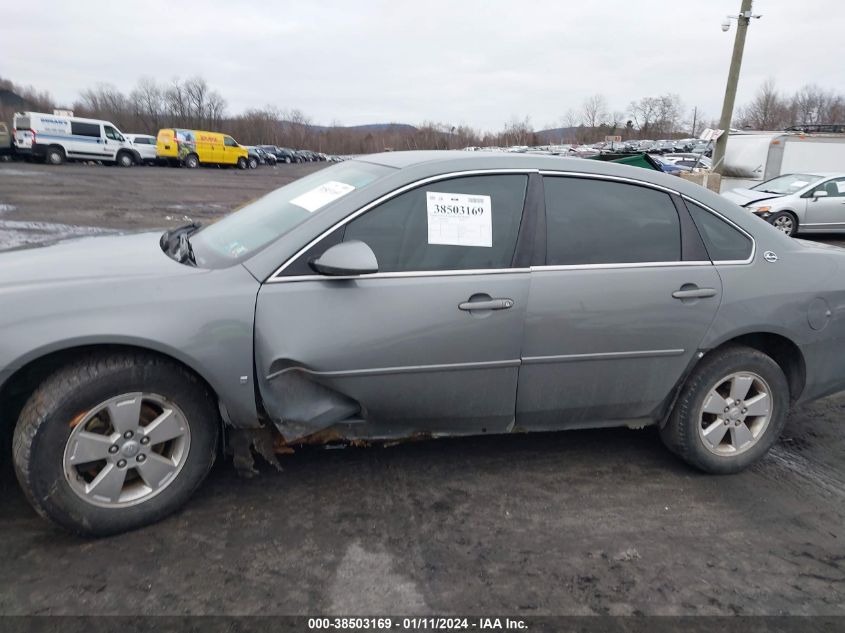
720, 131, 845, 192
12, 111, 141, 166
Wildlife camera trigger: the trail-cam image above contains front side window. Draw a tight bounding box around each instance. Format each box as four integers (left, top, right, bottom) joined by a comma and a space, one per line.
342, 174, 528, 273
686, 201, 752, 262
543, 177, 680, 265
813, 177, 845, 198
224, 136, 238, 147
191, 160, 392, 265
104, 126, 122, 141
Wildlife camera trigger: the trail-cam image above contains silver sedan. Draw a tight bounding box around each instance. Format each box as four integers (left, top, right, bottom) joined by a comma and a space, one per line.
722, 172, 845, 236
3, 152, 845, 535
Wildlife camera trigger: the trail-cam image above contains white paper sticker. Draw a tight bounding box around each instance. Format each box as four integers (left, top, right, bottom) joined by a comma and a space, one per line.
790, 180, 809, 189
836, 182, 845, 194
426, 191, 492, 248
290, 181, 356, 212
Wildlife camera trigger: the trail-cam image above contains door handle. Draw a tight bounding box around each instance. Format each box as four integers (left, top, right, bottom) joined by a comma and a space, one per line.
459, 298, 514, 311
672, 287, 717, 299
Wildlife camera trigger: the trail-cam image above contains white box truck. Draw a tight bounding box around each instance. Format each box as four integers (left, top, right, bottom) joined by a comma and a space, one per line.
720, 131, 845, 192
12, 111, 141, 166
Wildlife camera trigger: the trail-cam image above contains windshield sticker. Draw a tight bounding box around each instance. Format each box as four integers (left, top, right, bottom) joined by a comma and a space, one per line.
426, 191, 492, 248
837, 182, 845, 194
290, 181, 356, 212
790, 181, 809, 189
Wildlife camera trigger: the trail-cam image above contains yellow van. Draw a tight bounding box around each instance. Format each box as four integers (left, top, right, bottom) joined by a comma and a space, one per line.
156, 128, 248, 169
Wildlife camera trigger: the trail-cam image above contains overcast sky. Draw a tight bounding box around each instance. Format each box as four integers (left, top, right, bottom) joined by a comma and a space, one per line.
2, 0, 842, 131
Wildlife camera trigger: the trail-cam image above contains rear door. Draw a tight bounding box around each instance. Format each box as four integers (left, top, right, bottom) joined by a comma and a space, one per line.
254, 172, 536, 442
516, 175, 723, 429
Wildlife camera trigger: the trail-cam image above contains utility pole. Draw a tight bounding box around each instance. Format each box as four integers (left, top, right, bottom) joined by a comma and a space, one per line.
691, 106, 698, 137
713, 0, 758, 173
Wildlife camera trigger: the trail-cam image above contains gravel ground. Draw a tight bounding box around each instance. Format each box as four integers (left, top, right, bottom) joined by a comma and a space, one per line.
0, 161, 844, 617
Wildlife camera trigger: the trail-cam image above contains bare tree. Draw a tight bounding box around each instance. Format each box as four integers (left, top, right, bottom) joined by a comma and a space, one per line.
581, 94, 607, 130
129, 76, 164, 131
737, 78, 784, 130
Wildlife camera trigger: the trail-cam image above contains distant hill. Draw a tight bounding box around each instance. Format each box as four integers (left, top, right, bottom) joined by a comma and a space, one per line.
535, 127, 579, 143
306, 122, 418, 134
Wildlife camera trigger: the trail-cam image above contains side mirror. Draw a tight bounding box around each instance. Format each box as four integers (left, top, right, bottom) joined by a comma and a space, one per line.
813, 190, 829, 198
310, 240, 378, 276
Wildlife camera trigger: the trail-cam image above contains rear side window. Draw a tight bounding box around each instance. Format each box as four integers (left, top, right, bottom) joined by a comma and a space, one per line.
543, 177, 680, 265
343, 174, 528, 272
686, 201, 752, 262
71, 122, 101, 137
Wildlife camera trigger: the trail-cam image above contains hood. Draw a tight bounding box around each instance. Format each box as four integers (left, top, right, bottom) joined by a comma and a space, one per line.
0, 231, 203, 288
721, 188, 782, 207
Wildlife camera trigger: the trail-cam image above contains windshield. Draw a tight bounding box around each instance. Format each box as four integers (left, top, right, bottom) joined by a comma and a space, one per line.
191, 161, 392, 265
751, 173, 822, 195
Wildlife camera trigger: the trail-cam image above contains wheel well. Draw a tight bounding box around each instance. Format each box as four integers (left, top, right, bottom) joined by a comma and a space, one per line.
0, 344, 220, 441
711, 333, 806, 401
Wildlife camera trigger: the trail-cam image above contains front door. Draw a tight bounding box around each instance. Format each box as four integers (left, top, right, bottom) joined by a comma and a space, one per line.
103, 125, 122, 160
516, 175, 723, 429
254, 173, 534, 442
223, 136, 239, 165
805, 177, 845, 228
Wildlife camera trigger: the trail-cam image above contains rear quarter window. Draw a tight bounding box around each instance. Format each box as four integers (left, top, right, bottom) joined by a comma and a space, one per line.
686, 201, 752, 262
70, 121, 101, 137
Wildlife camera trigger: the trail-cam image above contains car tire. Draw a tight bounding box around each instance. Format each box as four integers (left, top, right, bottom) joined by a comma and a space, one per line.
13, 352, 218, 536
769, 211, 798, 236
660, 345, 789, 474
45, 146, 65, 165
285, 157, 291, 164
184, 153, 199, 169
116, 151, 134, 168
248, 157, 259, 169
237, 157, 248, 170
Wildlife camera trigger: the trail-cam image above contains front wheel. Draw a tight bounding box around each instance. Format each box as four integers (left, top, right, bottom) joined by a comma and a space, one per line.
116, 152, 134, 167
660, 345, 789, 474
769, 211, 797, 236
237, 157, 248, 170
248, 157, 259, 169
13, 353, 218, 536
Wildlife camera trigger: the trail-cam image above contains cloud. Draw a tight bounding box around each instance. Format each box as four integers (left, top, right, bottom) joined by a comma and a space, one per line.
2, 0, 843, 131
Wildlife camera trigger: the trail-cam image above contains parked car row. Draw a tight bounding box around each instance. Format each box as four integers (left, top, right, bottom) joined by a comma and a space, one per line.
8, 111, 339, 168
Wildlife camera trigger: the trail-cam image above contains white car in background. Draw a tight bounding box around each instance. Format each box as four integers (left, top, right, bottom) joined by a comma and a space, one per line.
722, 172, 845, 236
125, 134, 158, 165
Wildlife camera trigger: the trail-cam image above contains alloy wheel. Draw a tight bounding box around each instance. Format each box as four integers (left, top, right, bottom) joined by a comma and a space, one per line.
63, 392, 191, 508
698, 372, 772, 456
772, 215, 794, 235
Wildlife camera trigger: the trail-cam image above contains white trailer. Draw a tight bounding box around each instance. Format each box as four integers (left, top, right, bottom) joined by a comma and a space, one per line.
720, 131, 845, 192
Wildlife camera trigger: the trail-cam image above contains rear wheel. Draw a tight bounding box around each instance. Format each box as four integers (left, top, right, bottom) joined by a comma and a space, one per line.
13, 353, 218, 536
285, 156, 291, 164
660, 345, 789, 474
45, 146, 65, 165
184, 153, 199, 169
